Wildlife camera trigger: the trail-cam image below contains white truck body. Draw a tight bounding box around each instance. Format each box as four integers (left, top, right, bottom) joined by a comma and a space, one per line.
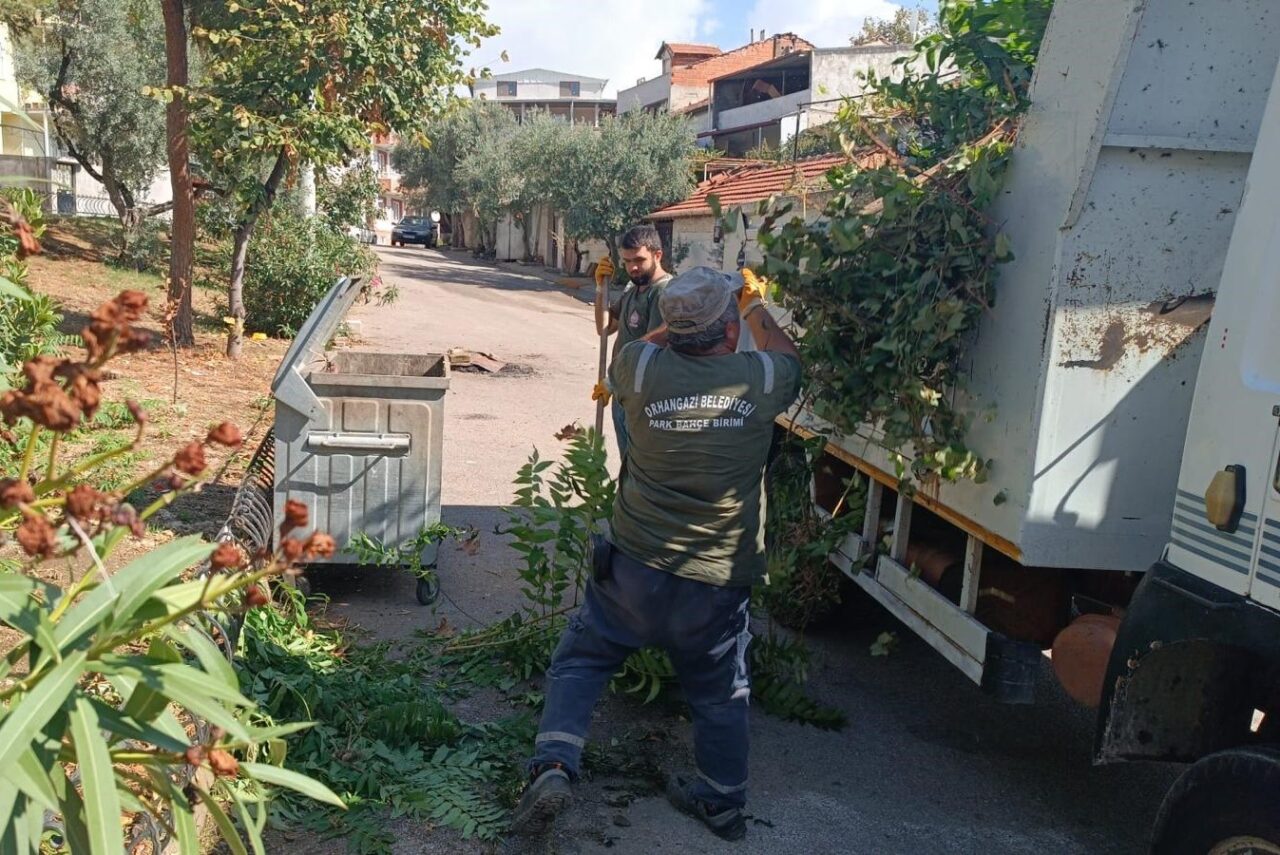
789, 0, 1280, 573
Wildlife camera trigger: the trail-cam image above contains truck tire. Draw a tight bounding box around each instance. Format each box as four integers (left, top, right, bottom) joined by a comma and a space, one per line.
1151, 745, 1280, 855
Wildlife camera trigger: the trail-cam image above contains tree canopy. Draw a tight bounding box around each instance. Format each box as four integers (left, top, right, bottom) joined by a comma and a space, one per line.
398, 106, 695, 263
852, 7, 937, 46
14, 0, 169, 230
182, 0, 498, 356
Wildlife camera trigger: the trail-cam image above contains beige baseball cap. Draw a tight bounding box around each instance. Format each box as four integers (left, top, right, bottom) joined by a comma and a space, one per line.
658, 267, 746, 334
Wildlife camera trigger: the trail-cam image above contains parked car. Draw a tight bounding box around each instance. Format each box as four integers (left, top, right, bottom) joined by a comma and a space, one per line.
391, 215, 435, 248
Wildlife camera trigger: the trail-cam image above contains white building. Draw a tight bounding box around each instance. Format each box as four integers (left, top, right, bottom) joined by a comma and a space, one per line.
474, 68, 616, 125
705, 44, 918, 155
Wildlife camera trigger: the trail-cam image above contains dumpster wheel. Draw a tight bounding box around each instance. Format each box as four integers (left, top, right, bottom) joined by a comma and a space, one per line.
415, 571, 441, 606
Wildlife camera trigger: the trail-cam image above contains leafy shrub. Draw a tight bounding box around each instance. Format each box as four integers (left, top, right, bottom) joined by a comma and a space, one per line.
317, 161, 379, 232
0, 187, 64, 388
239, 210, 379, 337
108, 221, 169, 274
0, 286, 342, 854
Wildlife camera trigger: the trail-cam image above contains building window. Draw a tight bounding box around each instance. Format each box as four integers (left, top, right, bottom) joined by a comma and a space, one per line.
559, 81, 580, 98
497, 81, 518, 97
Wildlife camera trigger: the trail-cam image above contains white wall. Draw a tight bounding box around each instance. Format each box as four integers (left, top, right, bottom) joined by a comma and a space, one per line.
618, 76, 671, 112
717, 89, 811, 132
475, 70, 607, 102
811, 46, 923, 105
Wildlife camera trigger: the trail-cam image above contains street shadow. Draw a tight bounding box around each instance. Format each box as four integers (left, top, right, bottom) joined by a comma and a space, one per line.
374, 247, 600, 306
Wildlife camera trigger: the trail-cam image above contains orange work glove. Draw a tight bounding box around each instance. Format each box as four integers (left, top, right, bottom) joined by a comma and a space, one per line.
594, 257, 615, 287
591, 381, 611, 405
739, 268, 768, 312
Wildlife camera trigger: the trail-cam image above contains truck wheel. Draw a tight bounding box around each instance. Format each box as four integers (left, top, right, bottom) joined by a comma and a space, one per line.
415, 573, 440, 606
1151, 746, 1280, 855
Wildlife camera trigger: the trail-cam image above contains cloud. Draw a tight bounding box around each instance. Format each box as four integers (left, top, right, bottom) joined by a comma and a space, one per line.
472, 0, 716, 97
741, 0, 905, 48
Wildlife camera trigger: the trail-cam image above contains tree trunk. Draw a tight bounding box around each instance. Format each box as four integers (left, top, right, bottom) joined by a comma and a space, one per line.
519, 209, 533, 262
226, 150, 290, 359
226, 223, 251, 359
162, 0, 195, 346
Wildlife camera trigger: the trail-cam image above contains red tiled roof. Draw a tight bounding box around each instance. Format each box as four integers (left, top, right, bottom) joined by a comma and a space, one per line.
671, 34, 814, 88
650, 151, 886, 219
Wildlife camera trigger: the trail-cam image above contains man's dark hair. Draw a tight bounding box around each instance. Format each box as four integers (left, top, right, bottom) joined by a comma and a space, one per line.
668, 304, 739, 355
620, 224, 663, 253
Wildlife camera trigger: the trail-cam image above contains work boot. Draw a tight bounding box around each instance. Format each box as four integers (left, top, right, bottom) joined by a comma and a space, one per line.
666, 773, 747, 842
511, 763, 572, 835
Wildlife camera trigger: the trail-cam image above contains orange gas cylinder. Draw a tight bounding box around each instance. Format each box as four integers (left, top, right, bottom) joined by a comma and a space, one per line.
1051, 613, 1122, 708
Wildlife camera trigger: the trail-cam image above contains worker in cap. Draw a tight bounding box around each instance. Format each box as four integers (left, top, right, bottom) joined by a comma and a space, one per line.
515, 266, 801, 842
591, 225, 674, 460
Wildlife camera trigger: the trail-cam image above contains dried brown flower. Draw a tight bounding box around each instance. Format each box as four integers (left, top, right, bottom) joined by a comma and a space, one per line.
281, 496, 305, 529
81, 291, 151, 362
184, 746, 206, 767
206, 422, 243, 448
54, 364, 103, 421
304, 532, 336, 559
64, 484, 103, 522
126, 399, 148, 425
0, 478, 34, 509
173, 441, 206, 476
16, 513, 57, 558
210, 542, 243, 571
208, 749, 239, 778
14, 218, 40, 259
244, 585, 269, 608
110, 502, 146, 537
280, 537, 304, 563
0, 375, 83, 432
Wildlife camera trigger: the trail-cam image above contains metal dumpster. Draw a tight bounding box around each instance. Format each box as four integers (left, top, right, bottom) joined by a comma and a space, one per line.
270, 276, 450, 604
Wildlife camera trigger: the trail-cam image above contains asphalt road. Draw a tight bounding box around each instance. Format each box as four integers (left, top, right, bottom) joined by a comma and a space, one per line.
317, 246, 1179, 854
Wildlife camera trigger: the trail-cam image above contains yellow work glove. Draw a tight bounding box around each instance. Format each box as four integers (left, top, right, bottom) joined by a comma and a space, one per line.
591, 382, 611, 405
739, 268, 768, 312
594, 257, 615, 287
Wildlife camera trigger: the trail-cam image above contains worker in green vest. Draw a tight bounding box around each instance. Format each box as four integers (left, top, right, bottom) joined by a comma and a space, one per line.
516, 266, 801, 842
591, 224, 673, 460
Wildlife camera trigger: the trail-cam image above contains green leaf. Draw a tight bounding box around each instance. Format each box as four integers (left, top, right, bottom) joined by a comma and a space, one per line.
994, 232, 1013, 260
165, 623, 238, 692
172, 797, 200, 855
121, 637, 182, 723
10, 748, 58, 813
0, 650, 87, 771
55, 536, 213, 649
196, 786, 248, 855
103, 659, 253, 741
0, 573, 58, 639
231, 791, 267, 855
70, 698, 126, 855
89, 698, 188, 753
0, 277, 31, 302
240, 762, 347, 809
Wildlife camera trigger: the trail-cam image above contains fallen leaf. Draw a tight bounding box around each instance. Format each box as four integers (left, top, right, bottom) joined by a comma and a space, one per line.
433, 617, 455, 638
554, 423, 584, 441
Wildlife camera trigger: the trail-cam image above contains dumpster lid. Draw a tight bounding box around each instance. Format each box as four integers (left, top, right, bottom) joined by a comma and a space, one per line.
271, 276, 364, 423
271, 276, 363, 392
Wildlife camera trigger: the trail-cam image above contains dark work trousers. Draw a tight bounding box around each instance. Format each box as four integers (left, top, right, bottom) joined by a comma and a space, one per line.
530, 548, 753, 809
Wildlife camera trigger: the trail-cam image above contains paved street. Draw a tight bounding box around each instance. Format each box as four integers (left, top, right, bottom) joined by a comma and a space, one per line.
321, 246, 1178, 854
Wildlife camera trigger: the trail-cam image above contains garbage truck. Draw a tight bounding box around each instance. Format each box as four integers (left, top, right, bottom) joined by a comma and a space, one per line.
780, 1, 1280, 849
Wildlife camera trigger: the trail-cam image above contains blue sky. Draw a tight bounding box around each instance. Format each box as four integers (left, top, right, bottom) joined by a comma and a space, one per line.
474, 0, 938, 97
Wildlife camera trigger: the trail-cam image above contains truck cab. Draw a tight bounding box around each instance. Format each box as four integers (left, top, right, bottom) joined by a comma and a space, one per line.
1097, 42, 1280, 854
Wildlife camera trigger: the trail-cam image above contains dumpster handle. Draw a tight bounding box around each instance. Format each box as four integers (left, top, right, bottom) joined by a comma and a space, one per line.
305, 433, 411, 454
